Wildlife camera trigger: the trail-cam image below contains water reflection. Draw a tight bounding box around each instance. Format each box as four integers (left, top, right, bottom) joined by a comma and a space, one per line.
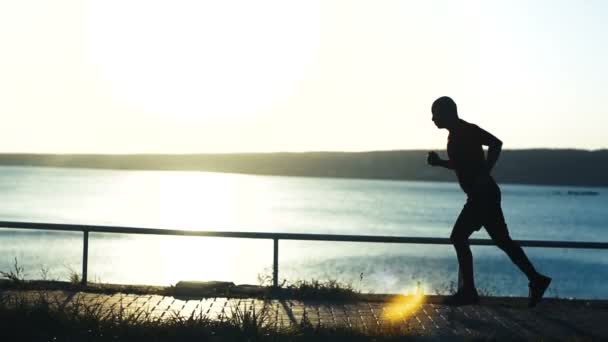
0, 168, 607, 298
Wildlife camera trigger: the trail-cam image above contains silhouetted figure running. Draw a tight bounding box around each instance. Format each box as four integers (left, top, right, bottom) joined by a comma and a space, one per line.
427, 96, 551, 307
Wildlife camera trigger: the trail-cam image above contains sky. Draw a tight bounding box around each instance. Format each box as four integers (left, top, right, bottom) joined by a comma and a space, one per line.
1, 0, 607, 153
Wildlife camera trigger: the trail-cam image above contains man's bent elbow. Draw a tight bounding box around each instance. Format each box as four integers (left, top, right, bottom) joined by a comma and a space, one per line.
492, 139, 503, 150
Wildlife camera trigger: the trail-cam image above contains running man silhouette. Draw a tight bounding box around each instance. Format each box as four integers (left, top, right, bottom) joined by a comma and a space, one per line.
427, 96, 551, 307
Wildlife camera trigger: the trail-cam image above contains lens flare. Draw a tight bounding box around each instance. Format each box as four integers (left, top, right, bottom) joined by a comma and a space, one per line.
382, 286, 426, 323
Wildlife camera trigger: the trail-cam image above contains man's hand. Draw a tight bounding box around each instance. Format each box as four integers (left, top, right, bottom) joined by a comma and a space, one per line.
427, 151, 440, 166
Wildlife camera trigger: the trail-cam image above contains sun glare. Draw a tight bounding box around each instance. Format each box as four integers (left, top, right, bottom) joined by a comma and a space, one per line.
149, 171, 274, 284
87, 0, 321, 124
382, 285, 426, 323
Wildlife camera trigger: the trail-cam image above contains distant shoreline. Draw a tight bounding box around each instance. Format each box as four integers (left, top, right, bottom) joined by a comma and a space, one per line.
0, 149, 607, 187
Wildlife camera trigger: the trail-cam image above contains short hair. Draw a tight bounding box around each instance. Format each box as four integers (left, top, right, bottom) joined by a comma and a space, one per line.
431, 96, 458, 119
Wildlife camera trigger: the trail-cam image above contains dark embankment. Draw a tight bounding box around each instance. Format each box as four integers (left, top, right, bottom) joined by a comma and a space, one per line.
0, 149, 606, 187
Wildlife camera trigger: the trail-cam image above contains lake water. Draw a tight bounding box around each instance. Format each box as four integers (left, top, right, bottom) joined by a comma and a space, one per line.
0, 166, 606, 298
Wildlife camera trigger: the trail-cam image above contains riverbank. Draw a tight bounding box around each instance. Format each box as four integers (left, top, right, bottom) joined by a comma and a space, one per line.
2, 149, 607, 187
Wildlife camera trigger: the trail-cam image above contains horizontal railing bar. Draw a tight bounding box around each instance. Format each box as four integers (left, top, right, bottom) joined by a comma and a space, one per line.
0, 220, 607, 249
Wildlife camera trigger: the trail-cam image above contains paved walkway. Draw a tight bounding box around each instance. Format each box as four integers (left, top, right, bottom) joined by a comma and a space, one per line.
2, 290, 608, 339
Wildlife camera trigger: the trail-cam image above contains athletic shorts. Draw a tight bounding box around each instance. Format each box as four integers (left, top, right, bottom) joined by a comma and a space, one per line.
451, 184, 511, 241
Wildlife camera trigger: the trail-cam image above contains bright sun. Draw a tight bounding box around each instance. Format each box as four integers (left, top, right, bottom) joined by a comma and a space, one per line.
87, 0, 321, 123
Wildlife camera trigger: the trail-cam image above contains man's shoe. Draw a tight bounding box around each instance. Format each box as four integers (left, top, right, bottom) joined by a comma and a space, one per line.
443, 288, 480, 306
528, 275, 551, 308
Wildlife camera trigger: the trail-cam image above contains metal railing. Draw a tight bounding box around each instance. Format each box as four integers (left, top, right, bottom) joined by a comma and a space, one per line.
1, 220, 607, 287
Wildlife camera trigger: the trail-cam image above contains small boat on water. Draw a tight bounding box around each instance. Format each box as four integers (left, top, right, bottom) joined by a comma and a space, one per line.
553, 190, 600, 196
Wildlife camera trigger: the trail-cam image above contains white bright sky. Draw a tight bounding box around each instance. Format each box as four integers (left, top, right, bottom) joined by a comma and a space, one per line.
1, 0, 607, 153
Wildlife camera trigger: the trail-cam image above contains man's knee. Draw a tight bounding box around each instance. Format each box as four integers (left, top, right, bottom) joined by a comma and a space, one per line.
494, 235, 515, 251
450, 232, 468, 247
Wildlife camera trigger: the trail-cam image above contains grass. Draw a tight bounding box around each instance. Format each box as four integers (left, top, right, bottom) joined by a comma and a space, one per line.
0, 260, 555, 304
0, 261, 367, 302
2, 258, 569, 305
1, 287, 601, 342
0, 262, 435, 340
255, 267, 363, 301
0, 291, 425, 341
277, 279, 360, 301
0, 257, 25, 283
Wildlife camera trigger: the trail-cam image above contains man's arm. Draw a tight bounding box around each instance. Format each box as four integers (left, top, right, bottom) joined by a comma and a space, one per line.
427, 151, 454, 169
486, 141, 502, 172
478, 126, 503, 172
436, 159, 454, 169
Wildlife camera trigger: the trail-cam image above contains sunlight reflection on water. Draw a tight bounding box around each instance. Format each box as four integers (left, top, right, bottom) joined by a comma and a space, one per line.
0, 167, 607, 298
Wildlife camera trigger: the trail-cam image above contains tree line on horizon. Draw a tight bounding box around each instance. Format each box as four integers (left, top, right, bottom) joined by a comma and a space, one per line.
0, 149, 606, 187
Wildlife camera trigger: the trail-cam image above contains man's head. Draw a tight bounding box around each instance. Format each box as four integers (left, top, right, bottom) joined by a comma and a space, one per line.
431, 96, 458, 129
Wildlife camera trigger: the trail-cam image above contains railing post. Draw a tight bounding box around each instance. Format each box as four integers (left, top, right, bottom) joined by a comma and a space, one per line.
82, 230, 89, 286
273, 238, 279, 288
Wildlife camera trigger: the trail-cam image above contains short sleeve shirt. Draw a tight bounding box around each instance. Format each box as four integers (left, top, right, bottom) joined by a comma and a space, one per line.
447, 119, 496, 195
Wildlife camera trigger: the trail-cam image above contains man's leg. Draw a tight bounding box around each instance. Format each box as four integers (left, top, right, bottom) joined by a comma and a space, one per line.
450, 203, 481, 291
444, 203, 481, 306
483, 205, 540, 281
484, 204, 551, 307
